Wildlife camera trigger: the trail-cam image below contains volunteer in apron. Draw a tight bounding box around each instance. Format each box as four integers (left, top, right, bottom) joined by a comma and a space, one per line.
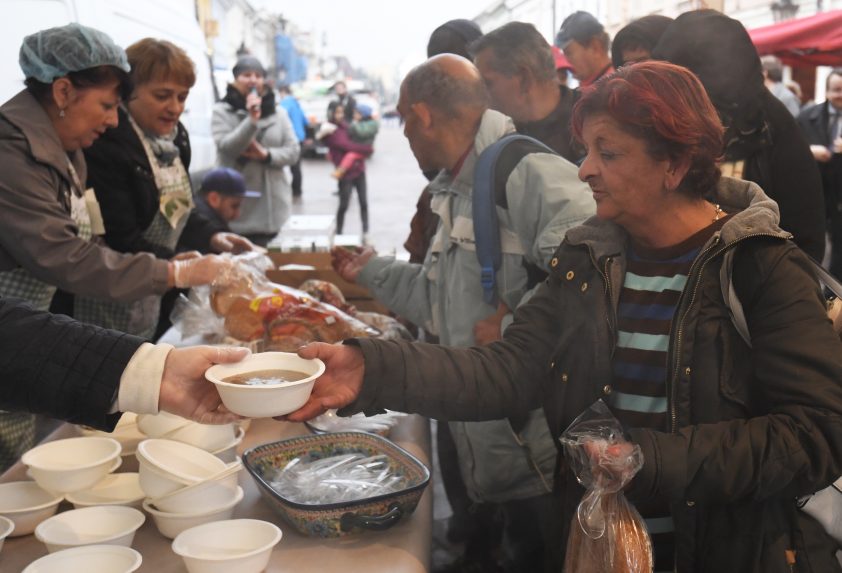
0, 24, 227, 471
75, 39, 256, 338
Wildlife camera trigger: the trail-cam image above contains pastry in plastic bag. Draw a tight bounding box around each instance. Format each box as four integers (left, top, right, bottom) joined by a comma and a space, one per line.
560, 400, 653, 573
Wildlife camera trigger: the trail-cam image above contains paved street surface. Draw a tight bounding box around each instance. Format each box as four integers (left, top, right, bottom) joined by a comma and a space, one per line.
291, 119, 427, 256
289, 121, 459, 570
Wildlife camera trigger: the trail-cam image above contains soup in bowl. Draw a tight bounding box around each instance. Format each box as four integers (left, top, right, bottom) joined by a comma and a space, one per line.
205, 352, 325, 418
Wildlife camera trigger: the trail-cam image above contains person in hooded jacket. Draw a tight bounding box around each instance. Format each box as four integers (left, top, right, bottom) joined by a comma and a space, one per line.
653, 9, 826, 263
212, 55, 300, 246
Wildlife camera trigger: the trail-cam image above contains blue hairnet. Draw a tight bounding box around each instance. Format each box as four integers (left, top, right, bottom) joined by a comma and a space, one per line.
19, 23, 130, 83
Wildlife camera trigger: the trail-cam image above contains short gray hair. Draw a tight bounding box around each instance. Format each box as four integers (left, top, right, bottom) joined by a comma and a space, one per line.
403, 56, 490, 119
469, 22, 556, 84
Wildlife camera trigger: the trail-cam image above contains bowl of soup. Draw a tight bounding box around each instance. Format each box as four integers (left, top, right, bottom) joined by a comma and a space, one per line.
205, 352, 325, 418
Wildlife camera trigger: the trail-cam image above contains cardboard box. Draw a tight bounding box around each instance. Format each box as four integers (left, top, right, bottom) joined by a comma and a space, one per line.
266, 252, 389, 314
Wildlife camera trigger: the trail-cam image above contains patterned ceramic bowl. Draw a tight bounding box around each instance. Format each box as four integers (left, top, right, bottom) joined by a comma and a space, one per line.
243, 432, 430, 537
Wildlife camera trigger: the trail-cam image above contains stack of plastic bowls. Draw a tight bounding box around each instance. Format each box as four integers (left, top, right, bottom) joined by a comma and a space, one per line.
136, 439, 243, 539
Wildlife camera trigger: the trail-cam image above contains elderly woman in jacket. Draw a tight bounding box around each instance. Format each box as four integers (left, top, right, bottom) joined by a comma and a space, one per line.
212, 56, 300, 246
72, 38, 255, 339
289, 61, 842, 573
0, 24, 225, 470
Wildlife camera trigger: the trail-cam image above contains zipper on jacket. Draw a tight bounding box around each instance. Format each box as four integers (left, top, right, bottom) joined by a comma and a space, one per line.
666, 232, 791, 433
587, 247, 618, 357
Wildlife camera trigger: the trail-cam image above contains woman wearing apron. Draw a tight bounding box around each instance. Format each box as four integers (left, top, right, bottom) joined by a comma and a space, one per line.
75, 39, 256, 339
0, 24, 227, 471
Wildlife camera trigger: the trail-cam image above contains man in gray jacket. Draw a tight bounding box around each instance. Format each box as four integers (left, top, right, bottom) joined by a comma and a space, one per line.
333, 54, 594, 572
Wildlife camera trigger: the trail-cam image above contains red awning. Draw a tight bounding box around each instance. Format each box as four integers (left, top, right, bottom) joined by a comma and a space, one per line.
749, 10, 842, 66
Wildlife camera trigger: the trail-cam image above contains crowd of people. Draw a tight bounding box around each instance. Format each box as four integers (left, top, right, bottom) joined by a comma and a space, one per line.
1, 9, 842, 573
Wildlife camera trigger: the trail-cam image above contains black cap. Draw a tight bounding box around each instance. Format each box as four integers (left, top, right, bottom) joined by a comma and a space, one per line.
200, 168, 260, 198
232, 55, 265, 78
555, 11, 604, 49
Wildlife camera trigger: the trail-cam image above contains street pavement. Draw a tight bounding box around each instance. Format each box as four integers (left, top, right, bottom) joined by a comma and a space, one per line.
290, 119, 427, 256
289, 120, 459, 570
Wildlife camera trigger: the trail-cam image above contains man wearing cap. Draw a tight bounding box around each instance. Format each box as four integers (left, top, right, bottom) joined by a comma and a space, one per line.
178, 168, 260, 254
471, 22, 579, 162
212, 55, 300, 246
555, 11, 614, 88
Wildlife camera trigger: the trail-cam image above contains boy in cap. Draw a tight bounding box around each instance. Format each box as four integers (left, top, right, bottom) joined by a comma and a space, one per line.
177, 167, 260, 254
554, 10, 614, 87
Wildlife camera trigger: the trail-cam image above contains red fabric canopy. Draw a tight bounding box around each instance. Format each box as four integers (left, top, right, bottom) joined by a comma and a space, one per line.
749, 10, 842, 66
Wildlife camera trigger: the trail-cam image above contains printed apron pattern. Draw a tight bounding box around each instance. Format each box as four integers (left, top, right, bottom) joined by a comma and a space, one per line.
0, 159, 93, 469
74, 119, 192, 339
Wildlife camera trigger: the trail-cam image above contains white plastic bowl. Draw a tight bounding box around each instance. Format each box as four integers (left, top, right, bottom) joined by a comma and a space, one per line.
211, 427, 245, 463
35, 505, 145, 553
172, 518, 282, 573
65, 473, 145, 509
136, 439, 226, 498
22, 437, 121, 494
143, 486, 244, 539
150, 461, 241, 514
136, 411, 191, 438
0, 481, 63, 537
22, 544, 142, 573
205, 352, 325, 418
0, 515, 14, 552
79, 413, 145, 455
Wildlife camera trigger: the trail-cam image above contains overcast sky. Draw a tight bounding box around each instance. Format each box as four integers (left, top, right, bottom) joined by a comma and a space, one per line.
257, 0, 493, 73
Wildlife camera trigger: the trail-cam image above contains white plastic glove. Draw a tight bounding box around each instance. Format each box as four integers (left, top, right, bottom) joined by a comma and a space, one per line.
172, 254, 231, 288
210, 232, 260, 254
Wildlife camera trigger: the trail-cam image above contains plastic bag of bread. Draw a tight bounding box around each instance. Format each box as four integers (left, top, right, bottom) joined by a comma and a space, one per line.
210, 254, 378, 350
560, 400, 653, 573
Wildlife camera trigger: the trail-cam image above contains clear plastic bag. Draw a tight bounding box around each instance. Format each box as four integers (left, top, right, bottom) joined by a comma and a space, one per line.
560, 400, 653, 573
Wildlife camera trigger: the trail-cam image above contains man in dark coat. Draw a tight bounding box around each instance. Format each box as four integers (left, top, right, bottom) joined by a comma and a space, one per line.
798, 68, 842, 277
654, 9, 826, 262
471, 21, 579, 162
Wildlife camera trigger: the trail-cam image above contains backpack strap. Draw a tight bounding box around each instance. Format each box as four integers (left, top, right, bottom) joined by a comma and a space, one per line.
473, 134, 556, 304
721, 247, 842, 348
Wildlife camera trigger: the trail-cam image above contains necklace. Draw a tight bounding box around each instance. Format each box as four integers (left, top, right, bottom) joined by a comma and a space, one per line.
712, 203, 723, 223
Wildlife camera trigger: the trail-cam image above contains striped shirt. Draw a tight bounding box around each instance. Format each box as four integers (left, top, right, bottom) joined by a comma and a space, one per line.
609, 218, 727, 572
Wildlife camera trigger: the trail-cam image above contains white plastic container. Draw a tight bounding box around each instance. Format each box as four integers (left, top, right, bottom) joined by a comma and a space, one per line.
22, 437, 121, 494
136, 439, 227, 498
22, 544, 142, 573
149, 461, 241, 514
0, 515, 14, 553
172, 519, 282, 573
205, 352, 324, 418
143, 486, 244, 539
65, 473, 145, 509
35, 506, 145, 553
0, 481, 63, 537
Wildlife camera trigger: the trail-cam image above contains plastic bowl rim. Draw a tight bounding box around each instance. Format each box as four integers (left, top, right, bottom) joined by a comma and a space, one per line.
171, 518, 282, 561
22, 437, 121, 471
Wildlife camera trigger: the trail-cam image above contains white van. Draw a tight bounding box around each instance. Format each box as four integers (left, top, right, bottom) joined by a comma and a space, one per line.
0, 0, 215, 174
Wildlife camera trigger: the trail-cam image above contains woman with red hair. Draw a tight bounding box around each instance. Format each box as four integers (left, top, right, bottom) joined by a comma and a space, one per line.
287, 62, 842, 572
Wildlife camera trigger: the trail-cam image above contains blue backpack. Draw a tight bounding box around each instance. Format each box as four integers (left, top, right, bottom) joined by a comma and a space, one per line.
472, 134, 557, 304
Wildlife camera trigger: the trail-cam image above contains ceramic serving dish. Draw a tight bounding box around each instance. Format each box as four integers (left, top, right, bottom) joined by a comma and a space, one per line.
243, 431, 430, 537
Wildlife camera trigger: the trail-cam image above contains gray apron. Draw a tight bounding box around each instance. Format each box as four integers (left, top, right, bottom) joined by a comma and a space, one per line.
74, 116, 192, 339
0, 160, 95, 470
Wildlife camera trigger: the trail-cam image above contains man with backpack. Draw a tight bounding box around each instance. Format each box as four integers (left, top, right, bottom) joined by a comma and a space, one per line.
331, 54, 593, 572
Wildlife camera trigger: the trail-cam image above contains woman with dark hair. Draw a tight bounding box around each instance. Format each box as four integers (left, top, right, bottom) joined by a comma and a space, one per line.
611, 14, 673, 68
289, 61, 842, 572
0, 24, 226, 470
72, 38, 255, 338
